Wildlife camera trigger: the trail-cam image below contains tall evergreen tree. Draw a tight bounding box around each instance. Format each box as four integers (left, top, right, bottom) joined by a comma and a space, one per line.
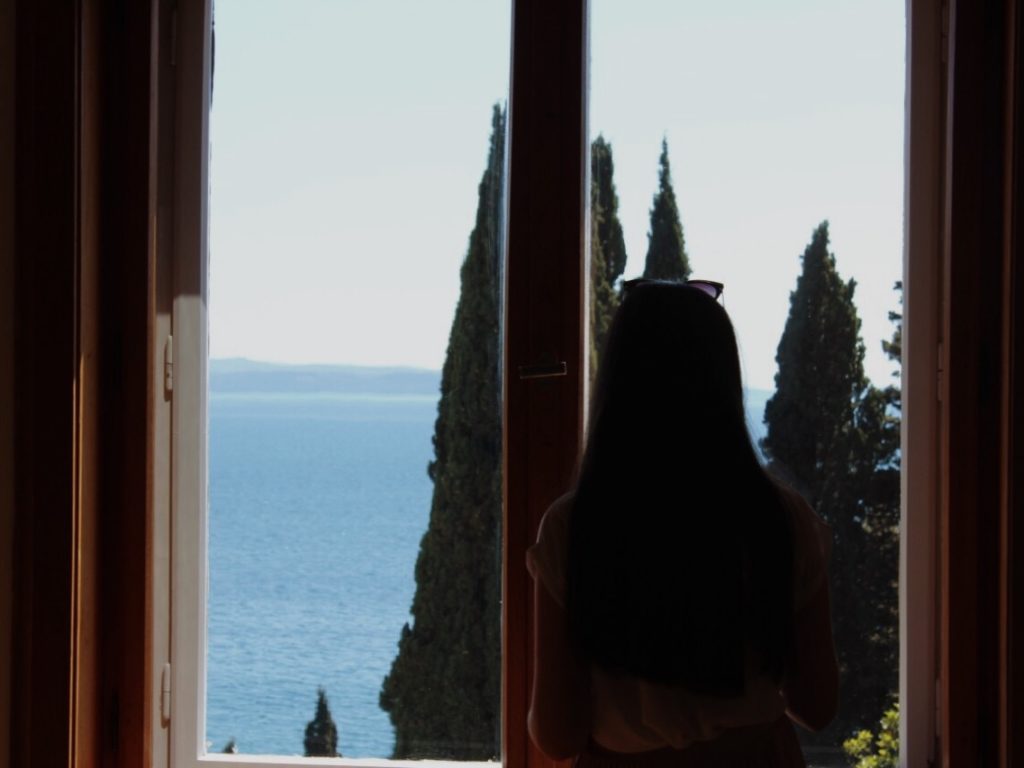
589, 199, 611, 388
304, 688, 340, 757
762, 223, 898, 743
642, 139, 690, 281
592, 136, 628, 290
851, 281, 903, 722
380, 106, 505, 760
589, 135, 628, 382
762, 222, 865, 502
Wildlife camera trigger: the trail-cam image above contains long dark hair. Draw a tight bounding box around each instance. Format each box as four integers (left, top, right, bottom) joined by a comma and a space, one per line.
566, 281, 793, 696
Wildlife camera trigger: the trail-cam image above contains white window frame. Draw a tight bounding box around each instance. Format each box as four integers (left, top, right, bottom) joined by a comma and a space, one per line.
158, 1, 943, 767
168, 0, 212, 763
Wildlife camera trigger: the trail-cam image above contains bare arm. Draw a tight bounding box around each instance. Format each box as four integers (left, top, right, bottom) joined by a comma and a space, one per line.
781, 580, 839, 732
527, 577, 591, 760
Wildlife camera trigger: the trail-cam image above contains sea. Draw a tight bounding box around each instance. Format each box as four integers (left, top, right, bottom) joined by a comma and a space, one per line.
205, 386, 774, 757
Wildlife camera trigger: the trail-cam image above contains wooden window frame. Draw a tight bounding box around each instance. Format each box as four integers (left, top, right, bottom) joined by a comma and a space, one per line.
902, 1, 944, 764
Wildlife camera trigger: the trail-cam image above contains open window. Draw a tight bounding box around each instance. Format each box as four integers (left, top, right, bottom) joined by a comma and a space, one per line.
163, 1, 587, 766
153, 2, 954, 768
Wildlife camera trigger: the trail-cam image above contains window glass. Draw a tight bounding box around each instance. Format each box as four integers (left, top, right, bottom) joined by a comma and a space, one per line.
207, 1, 510, 758
589, 2, 904, 764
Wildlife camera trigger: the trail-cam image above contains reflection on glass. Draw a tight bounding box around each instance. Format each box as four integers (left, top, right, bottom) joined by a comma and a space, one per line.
207, 1, 510, 757
590, 2, 903, 765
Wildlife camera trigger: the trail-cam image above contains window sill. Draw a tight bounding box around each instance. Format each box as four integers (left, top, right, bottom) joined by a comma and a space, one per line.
196, 755, 498, 768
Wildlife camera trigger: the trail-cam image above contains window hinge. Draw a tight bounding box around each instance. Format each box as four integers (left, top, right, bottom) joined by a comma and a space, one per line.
164, 335, 174, 395
161, 662, 172, 723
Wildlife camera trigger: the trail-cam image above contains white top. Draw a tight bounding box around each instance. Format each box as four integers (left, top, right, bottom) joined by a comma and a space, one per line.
526, 488, 831, 753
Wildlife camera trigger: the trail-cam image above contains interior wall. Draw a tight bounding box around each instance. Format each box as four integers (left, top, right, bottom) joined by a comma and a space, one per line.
0, 0, 15, 760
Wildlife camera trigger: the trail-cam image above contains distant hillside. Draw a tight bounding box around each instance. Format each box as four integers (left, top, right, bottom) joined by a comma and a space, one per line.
208, 360, 774, 427
744, 387, 772, 447
209, 358, 441, 395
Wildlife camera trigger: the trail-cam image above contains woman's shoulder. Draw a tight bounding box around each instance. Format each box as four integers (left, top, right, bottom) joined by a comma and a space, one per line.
527, 491, 576, 605
775, 481, 809, 517
534, 491, 575, 549
768, 478, 832, 605
771, 479, 830, 544
542, 491, 575, 525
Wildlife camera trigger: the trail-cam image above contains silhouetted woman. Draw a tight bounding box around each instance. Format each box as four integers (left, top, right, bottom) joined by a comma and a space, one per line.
527, 280, 837, 767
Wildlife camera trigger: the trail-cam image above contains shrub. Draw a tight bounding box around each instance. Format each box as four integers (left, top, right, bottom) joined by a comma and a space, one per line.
843, 700, 899, 768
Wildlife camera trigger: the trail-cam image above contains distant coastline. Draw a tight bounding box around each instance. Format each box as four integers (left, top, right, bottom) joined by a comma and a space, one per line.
209, 358, 773, 437
209, 358, 442, 396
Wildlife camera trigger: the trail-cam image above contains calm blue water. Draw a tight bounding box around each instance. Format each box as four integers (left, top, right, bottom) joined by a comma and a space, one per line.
206, 390, 771, 757
207, 392, 439, 757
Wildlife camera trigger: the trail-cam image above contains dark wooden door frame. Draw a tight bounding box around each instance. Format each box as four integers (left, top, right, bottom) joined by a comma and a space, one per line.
941, 0, 1024, 765
12, 2, 82, 762
1001, 1, 1024, 764
11, 1, 156, 766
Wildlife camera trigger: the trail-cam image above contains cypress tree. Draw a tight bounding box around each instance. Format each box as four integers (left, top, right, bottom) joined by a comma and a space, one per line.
762, 222, 899, 743
589, 135, 628, 382
762, 221, 864, 503
592, 136, 628, 291
380, 105, 505, 759
304, 688, 340, 757
642, 139, 690, 281
589, 198, 610, 388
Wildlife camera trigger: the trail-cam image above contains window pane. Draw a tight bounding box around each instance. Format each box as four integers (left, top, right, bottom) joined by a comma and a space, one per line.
589, 3, 903, 765
207, 2, 510, 758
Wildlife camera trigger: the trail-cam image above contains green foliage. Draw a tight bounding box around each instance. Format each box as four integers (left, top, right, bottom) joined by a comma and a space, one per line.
304, 688, 340, 757
762, 222, 865, 496
380, 105, 505, 759
882, 281, 902, 369
592, 136, 628, 290
589, 135, 627, 384
642, 139, 690, 281
843, 700, 899, 768
852, 285, 902, 686
881, 280, 902, 416
762, 223, 900, 742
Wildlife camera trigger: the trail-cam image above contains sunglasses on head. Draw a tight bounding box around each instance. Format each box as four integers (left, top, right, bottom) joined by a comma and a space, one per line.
622, 278, 725, 302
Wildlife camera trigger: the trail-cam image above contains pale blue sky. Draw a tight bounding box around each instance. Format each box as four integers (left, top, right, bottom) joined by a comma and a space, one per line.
210, 0, 904, 391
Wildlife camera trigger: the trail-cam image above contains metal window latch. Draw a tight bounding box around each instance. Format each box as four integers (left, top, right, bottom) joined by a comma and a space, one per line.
161, 662, 172, 723
164, 335, 174, 394
518, 361, 567, 380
